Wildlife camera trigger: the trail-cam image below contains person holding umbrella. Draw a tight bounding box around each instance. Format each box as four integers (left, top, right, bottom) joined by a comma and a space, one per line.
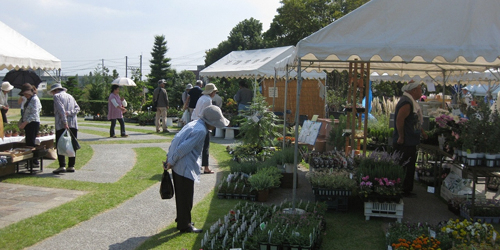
18, 83, 42, 168
108, 85, 128, 138
0, 82, 14, 123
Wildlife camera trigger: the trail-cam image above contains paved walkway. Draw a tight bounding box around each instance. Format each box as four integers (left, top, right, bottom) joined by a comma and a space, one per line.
0, 127, 233, 249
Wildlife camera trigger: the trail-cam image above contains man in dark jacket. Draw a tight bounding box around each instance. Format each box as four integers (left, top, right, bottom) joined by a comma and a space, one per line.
182, 80, 203, 122
153, 79, 169, 133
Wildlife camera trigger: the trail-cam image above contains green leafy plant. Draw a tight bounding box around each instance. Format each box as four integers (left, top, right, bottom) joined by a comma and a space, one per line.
238, 93, 283, 150
248, 171, 275, 191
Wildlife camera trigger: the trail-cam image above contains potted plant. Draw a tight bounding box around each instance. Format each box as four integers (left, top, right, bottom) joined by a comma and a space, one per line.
249, 172, 274, 202
3, 123, 12, 137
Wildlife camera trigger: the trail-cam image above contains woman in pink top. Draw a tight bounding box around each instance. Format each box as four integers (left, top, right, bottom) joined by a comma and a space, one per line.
108, 85, 128, 138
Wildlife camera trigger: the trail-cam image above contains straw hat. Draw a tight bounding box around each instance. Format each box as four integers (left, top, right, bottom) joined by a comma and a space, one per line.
202, 83, 217, 95
19, 83, 34, 96
200, 105, 229, 128
1, 82, 14, 91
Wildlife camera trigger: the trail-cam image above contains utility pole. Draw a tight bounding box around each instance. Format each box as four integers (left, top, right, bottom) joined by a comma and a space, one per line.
102, 59, 104, 75
140, 54, 143, 81
125, 56, 128, 78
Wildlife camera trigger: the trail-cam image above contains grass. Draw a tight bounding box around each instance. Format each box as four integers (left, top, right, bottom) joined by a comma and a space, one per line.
0, 147, 165, 250
44, 143, 93, 170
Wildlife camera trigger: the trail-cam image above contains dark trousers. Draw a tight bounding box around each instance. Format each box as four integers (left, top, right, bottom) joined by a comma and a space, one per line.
172, 171, 194, 230
109, 118, 125, 137
56, 128, 78, 168
24, 122, 40, 164
394, 144, 417, 194
1, 109, 7, 123
202, 132, 210, 167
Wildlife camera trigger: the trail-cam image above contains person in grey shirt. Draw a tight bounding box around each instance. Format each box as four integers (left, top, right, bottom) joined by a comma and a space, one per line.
234, 80, 253, 111
50, 83, 80, 174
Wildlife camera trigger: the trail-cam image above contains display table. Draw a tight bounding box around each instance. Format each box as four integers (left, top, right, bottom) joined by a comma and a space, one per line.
0, 135, 54, 175
224, 127, 240, 140
0, 135, 55, 146
214, 127, 224, 138
417, 144, 453, 188
465, 166, 500, 218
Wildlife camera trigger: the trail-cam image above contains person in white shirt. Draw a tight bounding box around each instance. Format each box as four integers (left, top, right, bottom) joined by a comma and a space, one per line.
0, 82, 14, 123
191, 83, 218, 173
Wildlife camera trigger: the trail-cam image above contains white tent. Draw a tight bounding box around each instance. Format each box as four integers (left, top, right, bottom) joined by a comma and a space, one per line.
282, 0, 500, 208
0, 21, 61, 71
370, 71, 500, 86
200, 46, 325, 79
289, 0, 500, 78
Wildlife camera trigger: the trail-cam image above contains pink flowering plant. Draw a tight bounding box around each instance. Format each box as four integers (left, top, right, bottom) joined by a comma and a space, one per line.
359, 175, 374, 198
356, 151, 405, 201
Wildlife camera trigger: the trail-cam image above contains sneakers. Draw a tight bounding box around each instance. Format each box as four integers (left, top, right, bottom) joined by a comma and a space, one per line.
66, 167, 75, 172
53, 167, 66, 174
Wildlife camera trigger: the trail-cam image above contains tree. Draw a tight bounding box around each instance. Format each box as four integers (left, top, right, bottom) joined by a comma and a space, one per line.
121, 68, 147, 112
82, 65, 113, 101
166, 70, 196, 109
205, 18, 265, 66
148, 35, 172, 89
62, 76, 84, 98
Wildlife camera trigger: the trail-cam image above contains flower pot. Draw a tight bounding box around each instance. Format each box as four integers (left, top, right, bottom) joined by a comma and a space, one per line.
485, 154, 496, 167
259, 243, 269, 250
284, 163, 294, 173
257, 189, 269, 202
467, 153, 478, 166
476, 152, 485, 166
269, 244, 279, 250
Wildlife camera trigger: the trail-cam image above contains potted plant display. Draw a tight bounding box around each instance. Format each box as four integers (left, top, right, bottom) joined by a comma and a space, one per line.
249, 172, 274, 202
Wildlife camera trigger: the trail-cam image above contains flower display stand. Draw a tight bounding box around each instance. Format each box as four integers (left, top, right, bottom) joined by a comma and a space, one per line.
364, 199, 404, 222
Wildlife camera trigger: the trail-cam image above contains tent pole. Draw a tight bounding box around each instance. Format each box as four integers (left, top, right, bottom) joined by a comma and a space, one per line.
293, 59, 302, 211
442, 70, 446, 108
273, 70, 277, 111
283, 65, 289, 150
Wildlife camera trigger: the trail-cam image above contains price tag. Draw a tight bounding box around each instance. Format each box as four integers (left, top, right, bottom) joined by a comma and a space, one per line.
429, 229, 436, 238
427, 186, 435, 193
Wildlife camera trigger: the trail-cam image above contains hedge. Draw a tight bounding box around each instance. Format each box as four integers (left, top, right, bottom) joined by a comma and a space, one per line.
40, 98, 108, 116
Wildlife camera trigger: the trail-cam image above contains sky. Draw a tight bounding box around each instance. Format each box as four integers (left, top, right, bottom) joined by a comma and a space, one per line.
1, 0, 282, 79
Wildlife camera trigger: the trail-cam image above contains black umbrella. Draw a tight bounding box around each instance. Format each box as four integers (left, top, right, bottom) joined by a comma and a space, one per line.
2, 69, 43, 89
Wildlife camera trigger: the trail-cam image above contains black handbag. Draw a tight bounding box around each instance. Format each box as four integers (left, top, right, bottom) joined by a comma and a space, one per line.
160, 170, 174, 199
68, 129, 81, 151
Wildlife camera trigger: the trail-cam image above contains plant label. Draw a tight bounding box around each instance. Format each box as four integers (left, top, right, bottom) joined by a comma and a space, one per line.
427, 186, 435, 193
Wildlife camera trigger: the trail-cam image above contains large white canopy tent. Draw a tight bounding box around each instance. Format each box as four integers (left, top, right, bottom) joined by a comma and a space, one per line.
280, 0, 500, 208
0, 21, 61, 72
200, 46, 327, 148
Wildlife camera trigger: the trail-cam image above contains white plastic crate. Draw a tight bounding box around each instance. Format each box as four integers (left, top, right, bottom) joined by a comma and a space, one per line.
364, 200, 404, 222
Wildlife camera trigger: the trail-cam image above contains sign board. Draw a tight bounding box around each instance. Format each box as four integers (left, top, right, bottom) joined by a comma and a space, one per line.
298, 120, 322, 145
268, 87, 278, 98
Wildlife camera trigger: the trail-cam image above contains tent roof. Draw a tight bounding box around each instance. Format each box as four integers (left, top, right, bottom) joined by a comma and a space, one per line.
371, 71, 500, 86
200, 46, 326, 79
294, 0, 500, 78
0, 21, 61, 71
